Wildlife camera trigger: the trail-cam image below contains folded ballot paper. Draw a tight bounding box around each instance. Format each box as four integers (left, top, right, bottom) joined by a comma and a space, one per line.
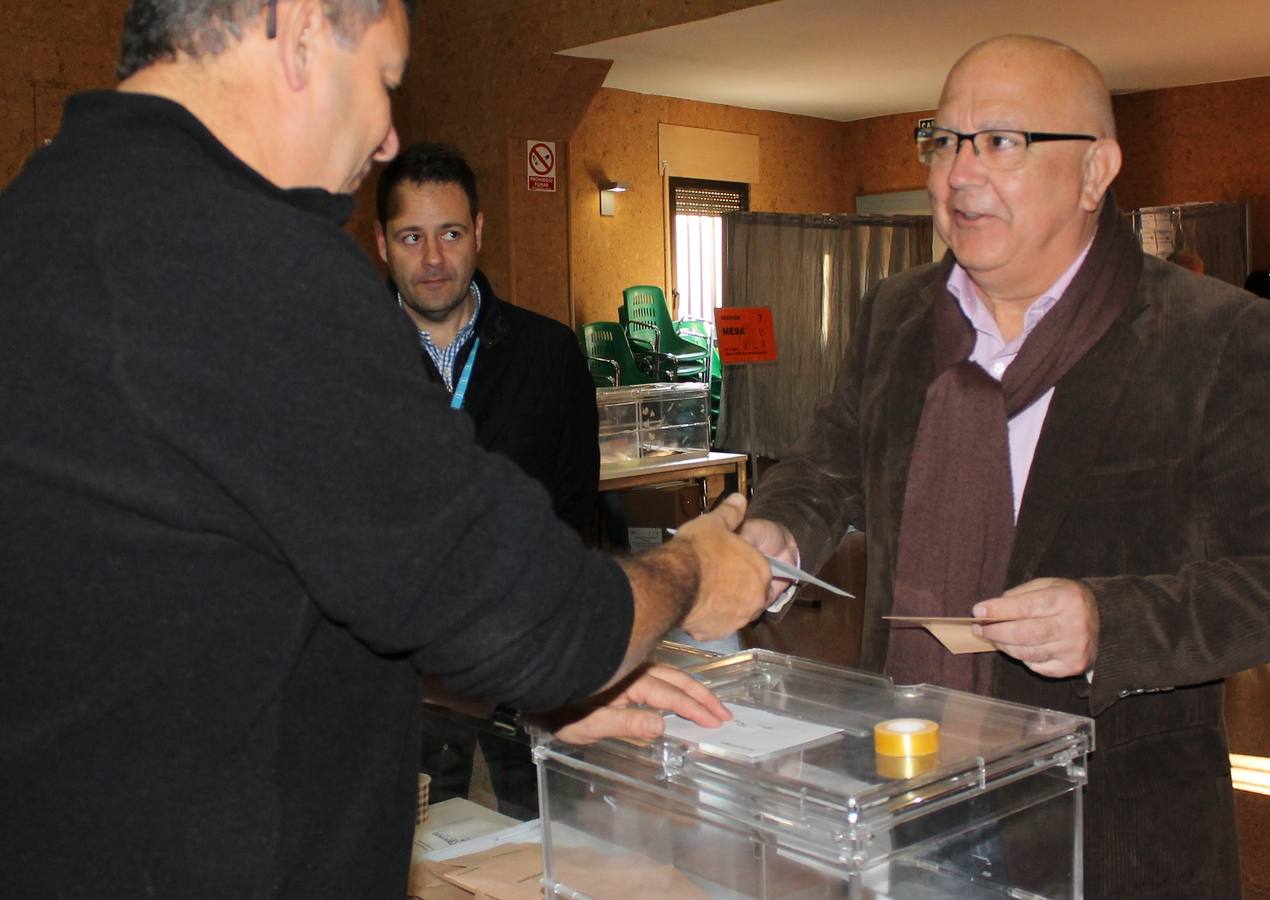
883, 615, 1006, 654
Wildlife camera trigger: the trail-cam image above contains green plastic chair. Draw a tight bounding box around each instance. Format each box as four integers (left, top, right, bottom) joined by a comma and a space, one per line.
586, 357, 618, 388
579, 321, 658, 386
674, 318, 722, 442
621, 285, 708, 382
674, 318, 722, 384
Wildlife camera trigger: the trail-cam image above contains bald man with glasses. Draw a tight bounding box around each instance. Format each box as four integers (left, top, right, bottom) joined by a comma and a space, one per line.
744, 34, 1270, 899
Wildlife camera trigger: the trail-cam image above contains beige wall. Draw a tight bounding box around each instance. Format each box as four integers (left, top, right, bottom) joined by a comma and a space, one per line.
835, 79, 1270, 271
1113, 76, 1270, 270
843, 109, 934, 201
1, 2, 127, 186
403, 0, 780, 325
566, 71, 1270, 330
0, 1, 779, 327
4, 3, 1267, 321
567, 88, 853, 328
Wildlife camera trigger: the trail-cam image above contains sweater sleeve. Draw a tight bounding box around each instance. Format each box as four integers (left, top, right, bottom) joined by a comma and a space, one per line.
108, 218, 632, 712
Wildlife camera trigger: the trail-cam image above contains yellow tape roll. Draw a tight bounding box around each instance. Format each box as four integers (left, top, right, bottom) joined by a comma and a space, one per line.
876, 752, 939, 780
874, 718, 940, 757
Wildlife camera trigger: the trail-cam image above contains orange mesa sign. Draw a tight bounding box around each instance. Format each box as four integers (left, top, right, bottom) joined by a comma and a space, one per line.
716, 307, 777, 364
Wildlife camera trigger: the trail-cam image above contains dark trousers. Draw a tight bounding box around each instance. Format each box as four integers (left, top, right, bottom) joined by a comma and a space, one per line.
420, 710, 539, 820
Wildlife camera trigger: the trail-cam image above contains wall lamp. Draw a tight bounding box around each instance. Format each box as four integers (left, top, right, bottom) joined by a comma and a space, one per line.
599, 181, 629, 217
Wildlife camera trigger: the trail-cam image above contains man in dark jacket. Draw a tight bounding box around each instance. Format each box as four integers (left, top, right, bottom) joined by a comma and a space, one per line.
375, 142, 601, 815
742, 35, 1270, 898
375, 142, 598, 536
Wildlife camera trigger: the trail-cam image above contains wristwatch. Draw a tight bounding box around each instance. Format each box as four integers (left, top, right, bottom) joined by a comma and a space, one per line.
492, 703, 523, 736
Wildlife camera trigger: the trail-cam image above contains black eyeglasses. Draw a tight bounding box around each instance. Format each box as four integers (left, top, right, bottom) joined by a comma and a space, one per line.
916, 127, 1097, 171
266, 0, 278, 40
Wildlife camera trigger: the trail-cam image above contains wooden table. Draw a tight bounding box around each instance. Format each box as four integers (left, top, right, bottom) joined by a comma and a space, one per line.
598, 451, 748, 508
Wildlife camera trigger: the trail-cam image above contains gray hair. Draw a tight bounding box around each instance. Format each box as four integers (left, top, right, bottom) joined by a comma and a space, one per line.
117, 0, 411, 79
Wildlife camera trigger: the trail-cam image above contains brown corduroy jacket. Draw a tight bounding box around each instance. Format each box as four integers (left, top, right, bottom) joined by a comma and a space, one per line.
750, 252, 1270, 899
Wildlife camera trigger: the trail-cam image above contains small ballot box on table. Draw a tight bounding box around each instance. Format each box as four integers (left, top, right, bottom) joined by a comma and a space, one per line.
534, 649, 1093, 900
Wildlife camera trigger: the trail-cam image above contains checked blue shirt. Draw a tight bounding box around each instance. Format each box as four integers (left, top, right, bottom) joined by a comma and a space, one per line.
401, 280, 482, 393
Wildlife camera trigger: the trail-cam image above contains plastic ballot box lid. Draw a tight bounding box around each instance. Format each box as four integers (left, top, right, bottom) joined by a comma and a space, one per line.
534, 649, 1094, 900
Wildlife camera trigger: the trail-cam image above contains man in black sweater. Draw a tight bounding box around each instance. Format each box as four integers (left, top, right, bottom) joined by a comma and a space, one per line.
0, 1, 771, 897
375, 143, 599, 816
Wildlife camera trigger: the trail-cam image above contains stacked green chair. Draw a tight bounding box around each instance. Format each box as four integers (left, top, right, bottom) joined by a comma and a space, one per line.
586, 358, 618, 388
620, 285, 709, 383
674, 318, 723, 444
579, 321, 660, 387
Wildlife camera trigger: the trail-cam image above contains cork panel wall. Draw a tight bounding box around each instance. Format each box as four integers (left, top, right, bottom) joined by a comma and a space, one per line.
842, 108, 935, 206
1114, 77, 1270, 270
0, 86, 35, 188
5, 0, 778, 307
399, 5, 526, 302
506, 137, 572, 326
0, 1, 389, 270
1, 1, 126, 187
568, 87, 852, 328
843, 79, 1270, 273
404, 0, 778, 325
505, 58, 612, 325
567, 89, 667, 329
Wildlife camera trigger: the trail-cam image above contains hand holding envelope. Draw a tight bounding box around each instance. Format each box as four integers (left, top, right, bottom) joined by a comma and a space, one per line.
885, 576, 1099, 675
882, 615, 1006, 654
971, 577, 1100, 677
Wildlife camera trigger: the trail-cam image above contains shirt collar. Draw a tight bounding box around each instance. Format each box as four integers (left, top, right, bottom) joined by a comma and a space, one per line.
946, 233, 1097, 345
398, 279, 482, 346
403, 280, 482, 393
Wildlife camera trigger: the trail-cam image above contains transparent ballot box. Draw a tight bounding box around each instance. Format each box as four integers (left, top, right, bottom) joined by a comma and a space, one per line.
410, 640, 723, 896
415, 642, 718, 850
597, 383, 710, 469
534, 650, 1094, 899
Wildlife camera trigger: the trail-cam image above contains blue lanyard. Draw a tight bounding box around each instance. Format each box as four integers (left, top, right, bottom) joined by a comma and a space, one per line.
450, 337, 480, 410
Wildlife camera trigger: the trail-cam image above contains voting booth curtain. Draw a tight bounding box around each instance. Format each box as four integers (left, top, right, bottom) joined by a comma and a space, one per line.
717, 212, 933, 459
1125, 200, 1249, 289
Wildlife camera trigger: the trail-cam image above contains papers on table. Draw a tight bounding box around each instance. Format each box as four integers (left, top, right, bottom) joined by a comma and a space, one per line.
411, 840, 711, 900
662, 703, 844, 759
413, 797, 525, 858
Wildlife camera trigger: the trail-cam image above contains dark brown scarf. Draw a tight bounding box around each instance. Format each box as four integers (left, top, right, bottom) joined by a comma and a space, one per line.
885, 195, 1142, 693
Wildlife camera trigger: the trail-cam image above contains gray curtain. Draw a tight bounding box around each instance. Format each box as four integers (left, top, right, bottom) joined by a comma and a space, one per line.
717, 212, 933, 458
1127, 201, 1249, 288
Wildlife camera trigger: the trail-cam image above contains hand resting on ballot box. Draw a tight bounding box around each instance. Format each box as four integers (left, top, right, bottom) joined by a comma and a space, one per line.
542, 663, 730, 745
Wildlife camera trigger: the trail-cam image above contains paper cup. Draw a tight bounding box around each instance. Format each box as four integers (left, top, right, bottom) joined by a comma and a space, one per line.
416, 773, 431, 824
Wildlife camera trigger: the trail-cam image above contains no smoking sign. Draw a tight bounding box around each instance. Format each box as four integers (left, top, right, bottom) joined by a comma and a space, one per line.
527, 140, 556, 192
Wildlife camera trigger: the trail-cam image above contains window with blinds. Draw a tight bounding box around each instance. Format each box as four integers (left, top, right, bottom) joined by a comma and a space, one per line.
670, 178, 749, 323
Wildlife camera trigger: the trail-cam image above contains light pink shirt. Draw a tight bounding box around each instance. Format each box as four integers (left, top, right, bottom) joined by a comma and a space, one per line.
945, 239, 1094, 521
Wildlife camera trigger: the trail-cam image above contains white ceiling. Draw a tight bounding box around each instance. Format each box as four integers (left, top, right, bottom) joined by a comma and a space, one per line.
560, 0, 1270, 122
